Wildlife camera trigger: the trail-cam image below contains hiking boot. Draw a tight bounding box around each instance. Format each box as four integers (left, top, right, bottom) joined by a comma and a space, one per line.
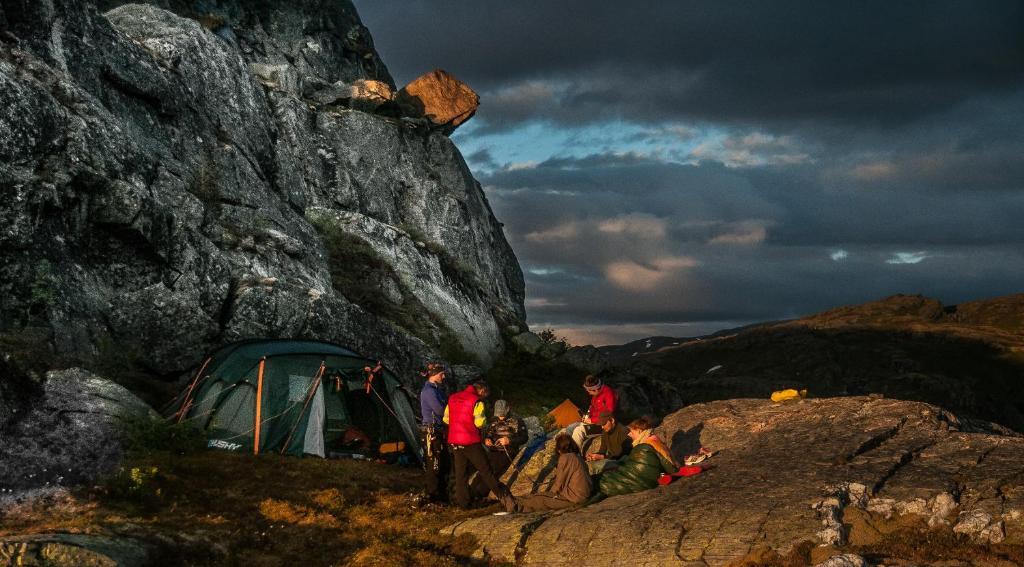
498, 493, 517, 513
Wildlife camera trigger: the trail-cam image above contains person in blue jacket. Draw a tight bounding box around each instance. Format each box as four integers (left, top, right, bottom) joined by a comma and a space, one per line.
419, 362, 450, 504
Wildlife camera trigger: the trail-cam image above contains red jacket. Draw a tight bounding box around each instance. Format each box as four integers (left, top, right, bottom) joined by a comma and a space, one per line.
587, 385, 617, 424
446, 385, 483, 445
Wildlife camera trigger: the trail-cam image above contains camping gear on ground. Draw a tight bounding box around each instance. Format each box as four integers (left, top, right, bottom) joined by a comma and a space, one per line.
770, 388, 808, 402
684, 447, 714, 466
548, 399, 582, 428
657, 465, 706, 485
596, 443, 676, 497
172, 339, 421, 461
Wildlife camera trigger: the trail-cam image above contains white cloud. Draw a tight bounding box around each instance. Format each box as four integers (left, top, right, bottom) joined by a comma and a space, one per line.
604, 256, 698, 292
708, 222, 768, 245
525, 222, 578, 242
597, 213, 667, 239
689, 131, 812, 167
886, 251, 930, 264
830, 249, 849, 261
525, 297, 567, 308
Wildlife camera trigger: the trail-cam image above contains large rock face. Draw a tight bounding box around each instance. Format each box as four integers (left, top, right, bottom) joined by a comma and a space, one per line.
0, 0, 525, 388
450, 397, 1024, 565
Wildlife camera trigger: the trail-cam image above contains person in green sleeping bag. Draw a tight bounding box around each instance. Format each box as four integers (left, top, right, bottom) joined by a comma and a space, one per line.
595, 416, 678, 497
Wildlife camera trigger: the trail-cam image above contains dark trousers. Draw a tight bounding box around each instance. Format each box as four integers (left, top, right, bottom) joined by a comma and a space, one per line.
452, 443, 508, 508
422, 429, 450, 502
470, 448, 514, 498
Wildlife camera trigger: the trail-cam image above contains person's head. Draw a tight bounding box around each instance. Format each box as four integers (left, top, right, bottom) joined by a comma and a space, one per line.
597, 411, 616, 432
494, 399, 510, 420
583, 375, 603, 397
555, 433, 580, 455
426, 363, 445, 384
626, 416, 654, 441
472, 380, 490, 399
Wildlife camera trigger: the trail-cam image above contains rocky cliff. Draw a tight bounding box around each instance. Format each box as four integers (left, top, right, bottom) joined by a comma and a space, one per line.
452, 396, 1024, 566
0, 0, 525, 397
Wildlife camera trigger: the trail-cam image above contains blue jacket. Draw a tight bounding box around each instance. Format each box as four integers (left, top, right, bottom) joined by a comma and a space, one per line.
420, 381, 447, 426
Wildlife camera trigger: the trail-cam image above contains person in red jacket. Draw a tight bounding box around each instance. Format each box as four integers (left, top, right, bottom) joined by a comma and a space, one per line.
443, 380, 513, 509
569, 375, 618, 450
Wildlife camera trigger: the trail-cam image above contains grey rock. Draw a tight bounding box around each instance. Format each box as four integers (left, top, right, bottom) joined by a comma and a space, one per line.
511, 332, 543, 355
449, 364, 483, 385
556, 345, 610, 374
454, 397, 1024, 565
537, 340, 567, 360
0, 0, 525, 392
814, 554, 868, 567
307, 79, 394, 112
0, 533, 153, 567
0, 368, 156, 493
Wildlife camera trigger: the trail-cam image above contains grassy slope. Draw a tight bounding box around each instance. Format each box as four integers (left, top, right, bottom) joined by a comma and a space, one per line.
1, 452, 496, 567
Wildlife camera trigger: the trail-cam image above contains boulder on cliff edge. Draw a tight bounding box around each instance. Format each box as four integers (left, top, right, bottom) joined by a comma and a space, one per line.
396, 69, 479, 134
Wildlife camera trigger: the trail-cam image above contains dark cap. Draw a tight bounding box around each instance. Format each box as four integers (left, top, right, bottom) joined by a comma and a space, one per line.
596, 411, 615, 425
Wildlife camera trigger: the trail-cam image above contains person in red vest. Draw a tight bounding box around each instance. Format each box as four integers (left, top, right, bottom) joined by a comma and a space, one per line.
569, 375, 618, 450
443, 380, 514, 509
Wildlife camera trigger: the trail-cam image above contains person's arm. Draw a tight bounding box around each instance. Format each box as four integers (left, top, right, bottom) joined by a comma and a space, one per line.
473, 401, 486, 428
548, 454, 569, 495
442, 404, 450, 425
483, 420, 496, 446
510, 417, 529, 448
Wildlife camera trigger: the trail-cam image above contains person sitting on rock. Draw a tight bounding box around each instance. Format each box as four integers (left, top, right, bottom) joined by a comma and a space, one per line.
594, 416, 678, 498
471, 399, 529, 498
566, 375, 618, 451
584, 411, 631, 474
504, 433, 592, 513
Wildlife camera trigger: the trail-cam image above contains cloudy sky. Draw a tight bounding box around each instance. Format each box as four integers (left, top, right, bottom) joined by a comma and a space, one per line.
355, 1, 1024, 346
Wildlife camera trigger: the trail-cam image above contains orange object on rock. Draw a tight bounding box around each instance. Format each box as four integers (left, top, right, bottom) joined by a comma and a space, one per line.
548, 399, 582, 428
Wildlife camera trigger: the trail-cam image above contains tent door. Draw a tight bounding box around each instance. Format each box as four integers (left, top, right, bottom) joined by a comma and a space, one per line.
302, 382, 326, 458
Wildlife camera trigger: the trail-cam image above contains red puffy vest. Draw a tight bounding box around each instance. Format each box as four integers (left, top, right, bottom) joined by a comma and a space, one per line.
587, 385, 617, 424
447, 385, 482, 445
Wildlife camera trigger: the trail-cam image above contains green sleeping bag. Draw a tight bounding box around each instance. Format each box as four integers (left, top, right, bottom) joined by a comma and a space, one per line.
596, 443, 674, 497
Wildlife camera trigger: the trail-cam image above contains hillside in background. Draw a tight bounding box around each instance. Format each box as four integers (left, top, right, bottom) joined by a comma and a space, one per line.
602, 293, 1024, 432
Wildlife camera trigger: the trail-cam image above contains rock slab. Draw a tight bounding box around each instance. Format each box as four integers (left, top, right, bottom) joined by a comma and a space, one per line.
449, 397, 1024, 566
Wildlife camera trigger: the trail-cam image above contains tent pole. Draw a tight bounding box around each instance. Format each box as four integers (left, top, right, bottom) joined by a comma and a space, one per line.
173, 356, 212, 423
254, 357, 266, 455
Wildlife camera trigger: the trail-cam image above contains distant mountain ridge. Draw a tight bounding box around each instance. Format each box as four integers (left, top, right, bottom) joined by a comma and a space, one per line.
598, 293, 1024, 431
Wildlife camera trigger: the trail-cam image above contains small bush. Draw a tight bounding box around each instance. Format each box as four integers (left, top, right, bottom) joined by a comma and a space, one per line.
538, 327, 570, 350
119, 413, 206, 455
27, 259, 57, 320
104, 465, 164, 511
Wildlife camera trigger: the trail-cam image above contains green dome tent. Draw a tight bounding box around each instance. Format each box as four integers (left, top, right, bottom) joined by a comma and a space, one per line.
173, 340, 421, 461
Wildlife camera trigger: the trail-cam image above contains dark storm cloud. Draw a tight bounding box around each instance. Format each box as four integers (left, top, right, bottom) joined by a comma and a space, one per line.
357, 1, 1024, 131
481, 153, 1024, 329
